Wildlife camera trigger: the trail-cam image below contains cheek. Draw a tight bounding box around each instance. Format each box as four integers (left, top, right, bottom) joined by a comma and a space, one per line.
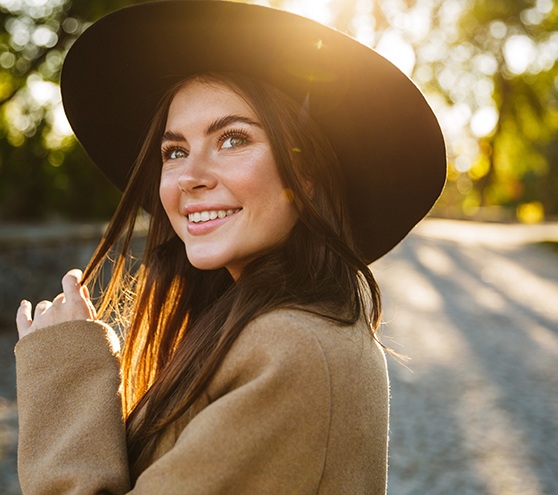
249, 172, 298, 228
159, 174, 178, 215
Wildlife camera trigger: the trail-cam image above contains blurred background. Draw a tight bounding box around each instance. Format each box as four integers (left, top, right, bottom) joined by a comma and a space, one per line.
0, 0, 557, 494
1, 0, 558, 224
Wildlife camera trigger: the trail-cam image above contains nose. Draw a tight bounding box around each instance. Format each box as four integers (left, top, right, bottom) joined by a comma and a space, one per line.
177, 150, 218, 192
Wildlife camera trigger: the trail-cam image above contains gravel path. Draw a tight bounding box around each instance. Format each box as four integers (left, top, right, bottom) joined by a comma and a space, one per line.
1, 219, 557, 494
375, 220, 558, 495
0, 331, 18, 495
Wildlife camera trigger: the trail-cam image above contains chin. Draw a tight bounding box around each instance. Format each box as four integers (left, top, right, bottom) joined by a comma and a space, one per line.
188, 259, 225, 272
186, 251, 229, 272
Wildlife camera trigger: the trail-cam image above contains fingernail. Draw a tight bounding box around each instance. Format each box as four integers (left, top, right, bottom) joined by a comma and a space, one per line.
20, 299, 29, 306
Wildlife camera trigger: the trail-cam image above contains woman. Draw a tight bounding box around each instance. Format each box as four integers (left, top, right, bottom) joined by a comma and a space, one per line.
15, 1, 446, 494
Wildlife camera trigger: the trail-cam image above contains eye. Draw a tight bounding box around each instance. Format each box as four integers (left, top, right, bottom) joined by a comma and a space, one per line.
161, 146, 188, 161
220, 130, 248, 149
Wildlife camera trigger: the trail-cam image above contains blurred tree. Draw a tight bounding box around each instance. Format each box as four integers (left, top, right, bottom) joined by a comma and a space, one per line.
329, 0, 558, 221
0, 0, 150, 221
1, 0, 557, 222
432, 0, 558, 220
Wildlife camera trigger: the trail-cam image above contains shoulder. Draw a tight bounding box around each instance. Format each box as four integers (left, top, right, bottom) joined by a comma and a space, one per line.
238, 308, 334, 352
209, 308, 386, 400
209, 310, 327, 400
240, 308, 385, 368
238, 309, 389, 404
223, 308, 350, 372
239, 307, 369, 345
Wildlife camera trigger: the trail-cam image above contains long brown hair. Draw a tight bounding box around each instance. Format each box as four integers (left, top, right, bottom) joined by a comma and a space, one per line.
82, 72, 382, 479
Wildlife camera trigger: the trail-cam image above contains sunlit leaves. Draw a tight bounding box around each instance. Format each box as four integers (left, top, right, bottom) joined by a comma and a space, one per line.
0, 0, 557, 221
0, 0, 143, 220
436, 0, 558, 221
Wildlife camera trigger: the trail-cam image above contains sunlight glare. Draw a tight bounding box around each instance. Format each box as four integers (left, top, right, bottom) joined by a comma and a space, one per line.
376, 29, 415, 76
402, 4, 432, 42
470, 106, 498, 137
489, 20, 507, 39
503, 35, 536, 75
51, 103, 72, 137
536, 33, 558, 73
536, 0, 553, 13
278, 0, 332, 25
353, 0, 375, 47
473, 53, 498, 76
440, 103, 471, 137
27, 74, 59, 106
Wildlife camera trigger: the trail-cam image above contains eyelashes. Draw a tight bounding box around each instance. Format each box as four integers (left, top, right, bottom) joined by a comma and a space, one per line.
161, 145, 187, 162
161, 127, 251, 162
219, 129, 249, 149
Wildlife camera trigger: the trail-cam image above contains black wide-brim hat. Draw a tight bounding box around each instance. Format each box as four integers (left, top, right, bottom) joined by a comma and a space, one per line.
61, 0, 446, 264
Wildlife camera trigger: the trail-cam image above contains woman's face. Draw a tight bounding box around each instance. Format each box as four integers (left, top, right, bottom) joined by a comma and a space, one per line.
159, 79, 298, 279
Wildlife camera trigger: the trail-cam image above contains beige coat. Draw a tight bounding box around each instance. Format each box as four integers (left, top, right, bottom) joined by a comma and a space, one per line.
15, 309, 389, 494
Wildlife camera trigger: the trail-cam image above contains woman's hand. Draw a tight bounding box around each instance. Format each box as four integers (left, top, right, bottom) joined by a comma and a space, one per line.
16, 269, 97, 340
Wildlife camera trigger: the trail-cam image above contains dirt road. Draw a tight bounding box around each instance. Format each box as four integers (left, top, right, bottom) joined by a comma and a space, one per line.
376, 220, 558, 495
1, 219, 557, 494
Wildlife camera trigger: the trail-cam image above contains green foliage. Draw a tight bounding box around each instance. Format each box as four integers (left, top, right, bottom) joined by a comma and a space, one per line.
445, 0, 558, 220
1, 0, 557, 221
0, 0, 150, 221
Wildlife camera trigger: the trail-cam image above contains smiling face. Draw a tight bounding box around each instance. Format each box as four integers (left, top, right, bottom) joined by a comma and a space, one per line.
159, 79, 299, 279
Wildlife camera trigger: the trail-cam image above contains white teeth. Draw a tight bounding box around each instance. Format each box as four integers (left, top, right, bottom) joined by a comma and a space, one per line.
188, 209, 239, 223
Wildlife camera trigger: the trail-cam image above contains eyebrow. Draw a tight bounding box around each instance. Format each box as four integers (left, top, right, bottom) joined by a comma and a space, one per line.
207, 115, 261, 135
161, 130, 185, 144
161, 115, 262, 145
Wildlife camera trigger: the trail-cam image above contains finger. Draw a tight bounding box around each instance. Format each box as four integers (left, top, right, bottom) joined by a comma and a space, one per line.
62, 269, 83, 303
53, 292, 66, 304
81, 285, 97, 319
81, 284, 90, 299
34, 300, 52, 319
16, 300, 33, 336
86, 299, 97, 319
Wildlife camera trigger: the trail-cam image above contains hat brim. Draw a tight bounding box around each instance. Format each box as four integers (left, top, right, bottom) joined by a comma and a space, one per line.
61, 0, 446, 263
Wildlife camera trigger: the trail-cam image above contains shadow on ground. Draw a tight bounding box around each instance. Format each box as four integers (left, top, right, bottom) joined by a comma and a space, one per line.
376, 222, 558, 495
1, 219, 557, 495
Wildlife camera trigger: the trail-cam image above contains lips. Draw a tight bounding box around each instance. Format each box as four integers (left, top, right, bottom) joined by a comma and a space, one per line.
188, 208, 241, 224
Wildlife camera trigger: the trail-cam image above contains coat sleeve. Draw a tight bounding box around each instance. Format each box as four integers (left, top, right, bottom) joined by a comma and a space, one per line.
15, 320, 131, 494
16, 313, 334, 494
